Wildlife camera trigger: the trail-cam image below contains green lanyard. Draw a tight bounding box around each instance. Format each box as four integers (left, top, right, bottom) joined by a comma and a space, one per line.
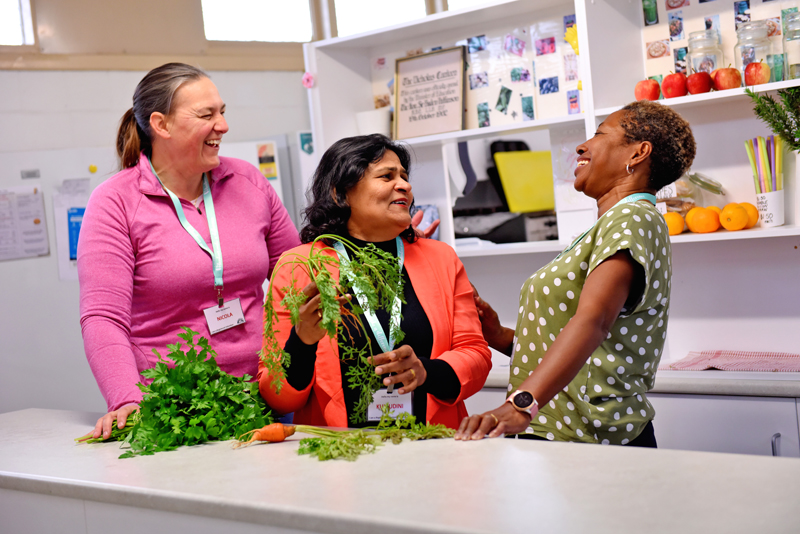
333, 237, 404, 354
558, 193, 657, 258
149, 160, 225, 307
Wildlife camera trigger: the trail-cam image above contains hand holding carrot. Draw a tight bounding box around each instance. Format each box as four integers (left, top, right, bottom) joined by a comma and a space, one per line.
294, 282, 349, 345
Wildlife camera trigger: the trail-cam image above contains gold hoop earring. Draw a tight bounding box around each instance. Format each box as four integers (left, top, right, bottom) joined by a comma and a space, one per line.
626, 164, 634, 175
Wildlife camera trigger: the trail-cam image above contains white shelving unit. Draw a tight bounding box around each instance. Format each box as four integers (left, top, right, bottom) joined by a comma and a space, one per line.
303, 0, 800, 365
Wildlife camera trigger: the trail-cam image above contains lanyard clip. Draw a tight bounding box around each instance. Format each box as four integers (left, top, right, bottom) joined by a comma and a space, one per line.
216, 286, 224, 308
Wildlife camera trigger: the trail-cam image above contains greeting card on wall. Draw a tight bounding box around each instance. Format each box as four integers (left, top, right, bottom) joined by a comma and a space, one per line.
395, 47, 466, 140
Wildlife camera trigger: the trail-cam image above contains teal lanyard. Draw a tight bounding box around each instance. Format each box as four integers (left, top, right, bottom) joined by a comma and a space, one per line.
559, 193, 657, 257
333, 237, 404, 354
149, 160, 224, 306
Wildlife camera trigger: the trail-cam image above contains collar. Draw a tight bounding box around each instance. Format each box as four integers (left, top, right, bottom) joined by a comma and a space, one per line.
136, 152, 231, 196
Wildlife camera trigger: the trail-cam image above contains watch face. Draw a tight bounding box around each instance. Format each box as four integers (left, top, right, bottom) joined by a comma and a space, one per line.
514, 391, 534, 409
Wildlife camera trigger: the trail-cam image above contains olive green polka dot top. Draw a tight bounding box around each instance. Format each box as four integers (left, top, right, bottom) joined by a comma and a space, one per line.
508, 201, 671, 445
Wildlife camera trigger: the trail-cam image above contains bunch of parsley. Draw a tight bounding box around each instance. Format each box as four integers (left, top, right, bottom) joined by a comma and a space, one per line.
262, 234, 405, 424
116, 327, 273, 458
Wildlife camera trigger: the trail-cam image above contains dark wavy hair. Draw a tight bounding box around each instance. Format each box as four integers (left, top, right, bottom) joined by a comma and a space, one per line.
300, 134, 417, 244
619, 100, 696, 190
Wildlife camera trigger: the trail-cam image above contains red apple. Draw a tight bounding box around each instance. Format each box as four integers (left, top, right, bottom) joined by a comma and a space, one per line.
686, 71, 713, 94
714, 67, 742, 90
634, 79, 661, 101
711, 69, 719, 89
662, 72, 688, 98
744, 60, 771, 86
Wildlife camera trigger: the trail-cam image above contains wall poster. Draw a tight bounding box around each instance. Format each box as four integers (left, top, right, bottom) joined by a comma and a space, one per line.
394, 46, 466, 140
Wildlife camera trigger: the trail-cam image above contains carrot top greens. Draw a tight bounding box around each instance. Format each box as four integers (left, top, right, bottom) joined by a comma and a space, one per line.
261, 234, 405, 424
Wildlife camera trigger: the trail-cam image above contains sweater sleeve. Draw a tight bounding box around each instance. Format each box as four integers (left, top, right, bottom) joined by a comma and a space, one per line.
432, 252, 492, 406
77, 182, 143, 412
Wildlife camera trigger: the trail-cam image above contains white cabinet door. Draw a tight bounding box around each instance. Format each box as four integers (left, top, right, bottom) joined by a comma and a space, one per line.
649, 393, 800, 457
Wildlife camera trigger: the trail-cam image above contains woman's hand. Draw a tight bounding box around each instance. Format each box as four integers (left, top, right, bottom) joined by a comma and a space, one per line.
93, 402, 139, 440
471, 284, 514, 355
294, 282, 327, 345
371, 345, 427, 395
411, 209, 440, 239
454, 402, 532, 440
294, 282, 350, 345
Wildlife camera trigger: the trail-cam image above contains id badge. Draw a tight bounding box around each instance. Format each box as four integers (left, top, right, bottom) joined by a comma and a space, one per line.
203, 298, 245, 335
367, 389, 413, 422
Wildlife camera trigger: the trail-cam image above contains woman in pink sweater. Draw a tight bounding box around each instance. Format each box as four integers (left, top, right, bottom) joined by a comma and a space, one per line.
78, 63, 300, 439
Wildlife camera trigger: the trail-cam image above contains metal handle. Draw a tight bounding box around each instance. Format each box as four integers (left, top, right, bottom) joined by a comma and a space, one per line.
771, 433, 781, 457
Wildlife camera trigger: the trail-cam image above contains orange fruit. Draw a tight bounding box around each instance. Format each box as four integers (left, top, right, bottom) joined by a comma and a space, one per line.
686, 207, 720, 233
719, 204, 748, 231
739, 202, 758, 229
685, 206, 703, 229
707, 205, 722, 216
723, 202, 740, 212
663, 212, 685, 235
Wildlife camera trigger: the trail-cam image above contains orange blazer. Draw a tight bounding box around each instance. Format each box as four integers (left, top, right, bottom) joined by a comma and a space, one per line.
257, 238, 491, 429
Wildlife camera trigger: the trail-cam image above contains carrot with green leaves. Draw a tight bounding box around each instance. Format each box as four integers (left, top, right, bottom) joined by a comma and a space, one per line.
261, 234, 405, 424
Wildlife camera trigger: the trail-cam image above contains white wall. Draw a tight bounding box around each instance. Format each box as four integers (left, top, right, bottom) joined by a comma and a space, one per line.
0, 70, 310, 414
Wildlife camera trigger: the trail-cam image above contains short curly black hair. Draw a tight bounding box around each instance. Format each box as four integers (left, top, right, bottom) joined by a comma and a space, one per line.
300, 134, 417, 244
619, 100, 696, 190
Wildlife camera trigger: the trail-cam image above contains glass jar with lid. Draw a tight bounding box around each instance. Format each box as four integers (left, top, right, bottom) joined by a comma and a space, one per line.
783, 12, 800, 79
734, 21, 773, 83
687, 29, 723, 74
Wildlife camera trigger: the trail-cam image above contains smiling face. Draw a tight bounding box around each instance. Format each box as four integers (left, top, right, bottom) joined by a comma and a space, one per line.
159, 76, 229, 178
574, 111, 637, 200
345, 150, 413, 242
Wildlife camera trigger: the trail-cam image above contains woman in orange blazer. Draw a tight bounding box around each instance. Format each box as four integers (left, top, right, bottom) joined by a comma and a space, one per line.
257, 134, 491, 428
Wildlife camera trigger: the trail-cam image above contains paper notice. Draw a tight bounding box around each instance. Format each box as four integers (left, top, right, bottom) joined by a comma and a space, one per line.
53, 178, 91, 281
0, 186, 49, 262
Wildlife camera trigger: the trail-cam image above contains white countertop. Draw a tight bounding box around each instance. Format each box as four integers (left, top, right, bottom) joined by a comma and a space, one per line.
485, 367, 800, 397
2, 409, 800, 533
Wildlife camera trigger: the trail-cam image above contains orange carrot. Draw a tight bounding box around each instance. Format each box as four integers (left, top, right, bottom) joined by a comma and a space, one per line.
234, 423, 297, 448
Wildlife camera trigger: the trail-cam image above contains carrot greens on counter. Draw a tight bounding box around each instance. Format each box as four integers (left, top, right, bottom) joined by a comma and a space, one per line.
261, 234, 405, 424
235, 406, 454, 462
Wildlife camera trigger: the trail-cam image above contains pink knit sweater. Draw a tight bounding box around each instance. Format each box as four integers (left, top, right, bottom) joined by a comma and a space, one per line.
78, 154, 300, 411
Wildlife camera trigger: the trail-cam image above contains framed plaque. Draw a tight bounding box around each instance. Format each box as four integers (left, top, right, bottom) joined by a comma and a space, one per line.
394, 46, 466, 140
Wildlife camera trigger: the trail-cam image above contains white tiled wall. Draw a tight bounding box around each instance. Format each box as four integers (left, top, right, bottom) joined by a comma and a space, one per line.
0, 70, 309, 153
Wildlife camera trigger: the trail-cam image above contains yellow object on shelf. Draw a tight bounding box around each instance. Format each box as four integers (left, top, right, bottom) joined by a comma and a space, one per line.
493, 151, 555, 213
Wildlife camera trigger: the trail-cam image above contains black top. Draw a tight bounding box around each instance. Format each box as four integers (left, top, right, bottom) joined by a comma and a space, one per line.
283, 233, 461, 427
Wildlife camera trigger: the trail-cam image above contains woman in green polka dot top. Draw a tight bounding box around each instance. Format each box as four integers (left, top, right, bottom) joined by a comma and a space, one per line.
455, 101, 696, 447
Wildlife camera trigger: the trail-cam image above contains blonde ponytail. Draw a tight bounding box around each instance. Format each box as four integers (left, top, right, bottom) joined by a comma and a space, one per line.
116, 108, 142, 169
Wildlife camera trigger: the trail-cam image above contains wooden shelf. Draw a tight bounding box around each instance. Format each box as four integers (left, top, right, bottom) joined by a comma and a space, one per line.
401, 115, 584, 147
595, 79, 800, 117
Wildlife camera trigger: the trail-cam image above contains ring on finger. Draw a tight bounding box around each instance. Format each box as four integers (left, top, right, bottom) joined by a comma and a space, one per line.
490, 413, 499, 426
409, 368, 416, 380
316, 310, 322, 319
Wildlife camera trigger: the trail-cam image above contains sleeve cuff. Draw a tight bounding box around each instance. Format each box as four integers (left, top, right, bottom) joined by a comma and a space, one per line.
418, 358, 461, 401
284, 327, 318, 391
